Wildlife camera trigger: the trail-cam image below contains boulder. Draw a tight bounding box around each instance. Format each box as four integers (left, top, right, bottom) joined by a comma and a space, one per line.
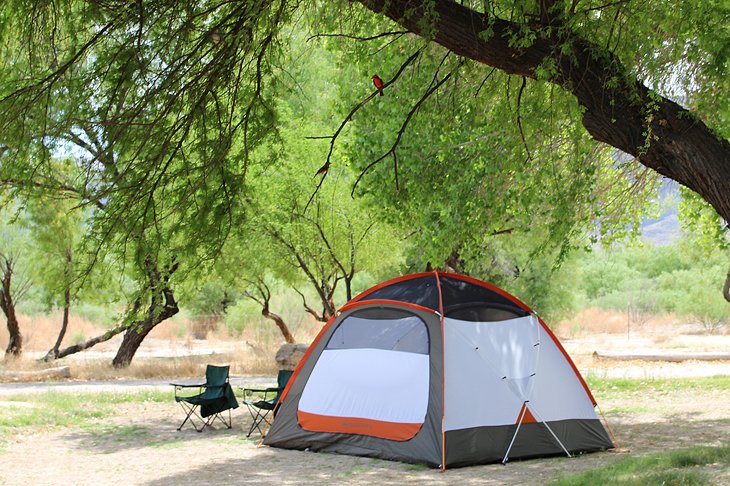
275, 343, 309, 371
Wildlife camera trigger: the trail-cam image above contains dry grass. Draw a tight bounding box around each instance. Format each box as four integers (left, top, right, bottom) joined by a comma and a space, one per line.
552, 308, 687, 337
0, 311, 321, 382
2, 307, 726, 383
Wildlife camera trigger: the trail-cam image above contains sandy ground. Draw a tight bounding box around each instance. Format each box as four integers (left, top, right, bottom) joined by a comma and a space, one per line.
0, 377, 728, 486
1, 320, 728, 485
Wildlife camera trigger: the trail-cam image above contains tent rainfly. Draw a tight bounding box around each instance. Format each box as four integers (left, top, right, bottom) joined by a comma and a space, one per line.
264, 272, 615, 468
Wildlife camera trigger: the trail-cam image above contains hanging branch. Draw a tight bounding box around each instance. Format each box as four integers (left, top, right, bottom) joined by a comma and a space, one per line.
304, 50, 421, 211
516, 76, 532, 161
351, 61, 461, 196
307, 31, 409, 42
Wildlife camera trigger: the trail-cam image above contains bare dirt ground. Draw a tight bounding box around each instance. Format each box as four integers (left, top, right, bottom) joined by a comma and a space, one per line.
0, 382, 727, 486
0, 312, 728, 485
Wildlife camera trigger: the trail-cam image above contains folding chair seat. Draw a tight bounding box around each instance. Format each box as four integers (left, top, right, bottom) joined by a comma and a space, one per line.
242, 369, 292, 437
172, 364, 239, 432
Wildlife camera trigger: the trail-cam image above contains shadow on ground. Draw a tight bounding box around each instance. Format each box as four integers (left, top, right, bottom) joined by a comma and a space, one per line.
140, 417, 730, 486
61, 408, 257, 455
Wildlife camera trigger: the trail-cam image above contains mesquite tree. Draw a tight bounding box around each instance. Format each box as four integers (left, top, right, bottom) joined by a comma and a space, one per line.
0, 0, 726, 297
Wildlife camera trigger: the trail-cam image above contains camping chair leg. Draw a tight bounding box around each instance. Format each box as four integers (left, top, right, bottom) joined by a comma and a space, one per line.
177, 402, 205, 432
245, 407, 271, 438
207, 408, 233, 429
502, 402, 529, 464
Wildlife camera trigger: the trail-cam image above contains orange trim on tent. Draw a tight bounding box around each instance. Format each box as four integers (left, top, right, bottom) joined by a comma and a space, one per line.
517, 403, 537, 424
434, 271, 447, 472
297, 411, 423, 441
338, 299, 437, 315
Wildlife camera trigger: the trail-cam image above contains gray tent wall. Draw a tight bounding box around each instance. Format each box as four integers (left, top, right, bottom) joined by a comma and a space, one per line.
263, 272, 614, 468
264, 303, 444, 466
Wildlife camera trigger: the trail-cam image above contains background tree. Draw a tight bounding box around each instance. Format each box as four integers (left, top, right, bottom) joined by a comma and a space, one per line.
20, 160, 84, 360
0, 0, 726, 248
0, 253, 31, 357
0, 0, 727, 360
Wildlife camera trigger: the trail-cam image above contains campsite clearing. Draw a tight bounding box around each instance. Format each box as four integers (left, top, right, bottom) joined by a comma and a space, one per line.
0, 376, 727, 485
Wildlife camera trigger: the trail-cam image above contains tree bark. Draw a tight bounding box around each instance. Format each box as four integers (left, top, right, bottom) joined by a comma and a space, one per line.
111, 304, 178, 368
55, 320, 131, 359
262, 306, 296, 344
244, 280, 297, 343
723, 266, 730, 304
0, 258, 22, 357
357, 0, 730, 224
111, 260, 179, 368
43, 249, 72, 361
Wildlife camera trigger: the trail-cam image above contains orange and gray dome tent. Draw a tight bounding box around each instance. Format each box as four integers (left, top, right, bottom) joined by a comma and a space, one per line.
264, 272, 615, 469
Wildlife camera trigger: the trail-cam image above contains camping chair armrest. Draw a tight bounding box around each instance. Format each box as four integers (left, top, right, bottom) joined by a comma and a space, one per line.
170, 383, 205, 388
240, 386, 280, 402
242, 387, 279, 393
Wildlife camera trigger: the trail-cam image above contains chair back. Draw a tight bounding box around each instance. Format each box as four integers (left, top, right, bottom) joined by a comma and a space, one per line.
273, 370, 293, 405
205, 365, 230, 386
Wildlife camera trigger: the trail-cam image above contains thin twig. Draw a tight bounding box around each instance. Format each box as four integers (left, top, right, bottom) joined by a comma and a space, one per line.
517, 76, 532, 161
304, 50, 422, 211
307, 31, 409, 42
351, 62, 461, 196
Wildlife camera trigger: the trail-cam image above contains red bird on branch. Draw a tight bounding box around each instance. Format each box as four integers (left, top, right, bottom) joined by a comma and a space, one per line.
372, 74, 384, 96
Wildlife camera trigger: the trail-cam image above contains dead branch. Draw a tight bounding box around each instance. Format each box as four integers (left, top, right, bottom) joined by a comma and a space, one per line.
352, 62, 460, 196
304, 50, 421, 210
307, 31, 409, 42
294, 287, 325, 322
516, 76, 532, 161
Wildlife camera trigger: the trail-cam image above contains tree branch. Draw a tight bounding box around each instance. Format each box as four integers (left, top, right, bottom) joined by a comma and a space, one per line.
305, 50, 421, 210
357, 0, 730, 226
307, 31, 409, 42
352, 62, 459, 196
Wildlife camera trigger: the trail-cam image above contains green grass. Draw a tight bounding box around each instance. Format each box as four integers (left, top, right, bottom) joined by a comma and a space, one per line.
549, 445, 730, 486
585, 375, 730, 397
84, 424, 151, 442
0, 390, 171, 451
603, 404, 652, 414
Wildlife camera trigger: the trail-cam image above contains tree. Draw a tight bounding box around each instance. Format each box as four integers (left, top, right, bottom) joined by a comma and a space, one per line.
0, 0, 727, 309
21, 162, 84, 360
0, 0, 730, 231
0, 1, 725, 221
352, 0, 729, 224
0, 253, 30, 357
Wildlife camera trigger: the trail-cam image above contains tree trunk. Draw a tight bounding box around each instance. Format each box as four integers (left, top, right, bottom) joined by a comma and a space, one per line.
262, 307, 296, 344
111, 259, 179, 368
55, 320, 131, 359
357, 0, 730, 224
723, 266, 730, 304
111, 306, 178, 368
43, 249, 72, 361
0, 259, 22, 357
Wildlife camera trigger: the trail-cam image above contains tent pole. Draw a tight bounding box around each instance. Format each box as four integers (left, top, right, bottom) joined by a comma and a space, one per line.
529, 406, 572, 458
502, 402, 528, 464
596, 402, 621, 449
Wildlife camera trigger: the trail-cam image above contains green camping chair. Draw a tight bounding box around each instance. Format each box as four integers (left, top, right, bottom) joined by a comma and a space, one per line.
242, 369, 293, 437
172, 364, 239, 432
